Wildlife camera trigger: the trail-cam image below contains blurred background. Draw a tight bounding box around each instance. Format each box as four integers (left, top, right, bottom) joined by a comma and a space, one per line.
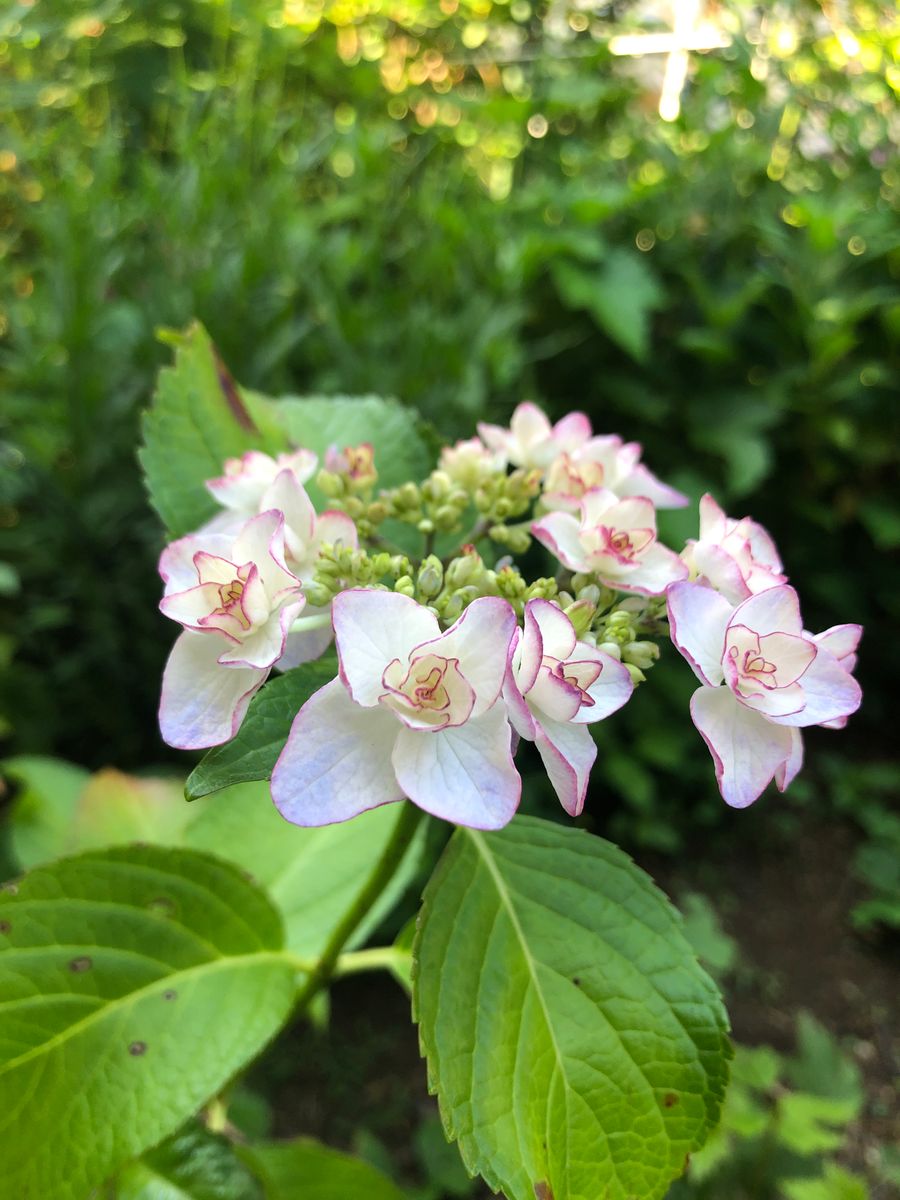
1, 0, 898, 1195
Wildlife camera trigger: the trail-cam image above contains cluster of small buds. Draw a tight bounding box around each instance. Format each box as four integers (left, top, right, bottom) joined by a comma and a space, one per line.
157, 400, 862, 828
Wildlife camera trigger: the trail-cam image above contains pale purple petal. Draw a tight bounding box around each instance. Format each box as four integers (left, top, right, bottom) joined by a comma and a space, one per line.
692, 542, 753, 605
391, 704, 521, 829
333, 589, 439, 706
159, 631, 266, 750
527, 668, 583, 723
775, 728, 804, 792
666, 580, 733, 686
271, 677, 403, 825
614, 541, 688, 596
527, 598, 576, 663
517, 603, 544, 694
159, 532, 233, 596
419, 597, 517, 717
766, 646, 862, 728
690, 685, 795, 809
813, 624, 862, 673
533, 715, 597, 817
261, 471, 316, 545
277, 608, 335, 669
219, 599, 304, 669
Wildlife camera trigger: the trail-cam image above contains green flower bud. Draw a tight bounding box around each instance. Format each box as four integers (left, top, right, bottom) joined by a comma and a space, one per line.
394, 575, 415, 598
624, 662, 646, 685
316, 469, 345, 498
303, 581, 334, 607
445, 549, 485, 589
564, 599, 596, 638
622, 641, 660, 671
417, 555, 444, 600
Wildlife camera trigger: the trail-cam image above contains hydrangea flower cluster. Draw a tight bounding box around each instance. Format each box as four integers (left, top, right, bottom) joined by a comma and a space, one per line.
158, 403, 862, 828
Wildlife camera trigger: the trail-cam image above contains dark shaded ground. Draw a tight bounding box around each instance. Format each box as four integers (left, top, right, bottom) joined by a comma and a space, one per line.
253, 815, 898, 1196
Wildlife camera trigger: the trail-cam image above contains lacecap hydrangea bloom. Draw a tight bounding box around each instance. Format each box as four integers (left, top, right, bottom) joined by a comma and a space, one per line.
157, 402, 862, 829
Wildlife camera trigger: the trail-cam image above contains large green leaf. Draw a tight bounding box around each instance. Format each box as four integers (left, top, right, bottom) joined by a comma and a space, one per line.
114, 1124, 263, 1200
140, 323, 283, 538
552, 248, 664, 362
0, 845, 297, 1200
185, 660, 338, 800
185, 783, 424, 959
238, 1138, 407, 1200
413, 816, 731, 1200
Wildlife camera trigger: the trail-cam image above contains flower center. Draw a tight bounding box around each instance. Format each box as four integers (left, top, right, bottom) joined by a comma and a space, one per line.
213, 576, 251, 630
380, 652, 475, 730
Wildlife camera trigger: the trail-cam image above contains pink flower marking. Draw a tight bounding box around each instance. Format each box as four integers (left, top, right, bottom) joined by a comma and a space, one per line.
543, 435, 688, 513
478, 402, 591, 471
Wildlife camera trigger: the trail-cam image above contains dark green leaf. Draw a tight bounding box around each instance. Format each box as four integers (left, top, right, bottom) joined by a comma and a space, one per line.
237, 1138, 407, 1200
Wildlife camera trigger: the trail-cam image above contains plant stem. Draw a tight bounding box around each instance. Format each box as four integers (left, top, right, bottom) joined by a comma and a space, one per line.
292, 802, 424, 1011
333, 946, 411, 978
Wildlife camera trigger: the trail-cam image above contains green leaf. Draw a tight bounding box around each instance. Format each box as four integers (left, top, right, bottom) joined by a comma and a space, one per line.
785, 1012, 863, 1112
185, 783, 423, 958
186, 660, 338, 800
775, 1092, 859, 1156
0, 845, 297, 1200
114, 1124, 264, 1200
5, 760, 189, 872
140, 323, 283, 538
552, 249, 664, 361
413, 816, 731, 1200
3, 755, 90, 870
782, 1164, 870, 1200
237, 1138, 407, 1200
272, 395, 432, 499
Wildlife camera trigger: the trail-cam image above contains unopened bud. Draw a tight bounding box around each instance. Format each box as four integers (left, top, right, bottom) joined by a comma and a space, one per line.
417, 555, 444, 600
317, 469, 345, 498
564, 599, 595, 638
622, 641, 660, 671
394, 575, 415, 598
624, 663, 646, 685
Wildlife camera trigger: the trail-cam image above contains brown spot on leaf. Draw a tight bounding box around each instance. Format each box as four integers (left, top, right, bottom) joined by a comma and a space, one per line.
534, 1184, 554, 1200
664, 1092, 679, 1108
572, 977, 581, 987
69, 956, 92, 973
0, 920, 10, 934
128, 1041, 147, 1056
147, 896, 175, 917
213, 347, 257, 432
163, 989, 177, 1001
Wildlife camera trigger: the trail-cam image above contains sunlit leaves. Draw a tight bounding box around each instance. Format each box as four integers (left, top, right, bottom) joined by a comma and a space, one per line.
414, 816, 731, 1200
0, 845, 296, 1200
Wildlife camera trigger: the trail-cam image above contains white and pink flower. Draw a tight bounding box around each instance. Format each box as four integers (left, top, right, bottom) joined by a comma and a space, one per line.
533, 488, 688, 595
667, 581, 862, 808
439, 437, 505, 489
684, 494, 786, 605
271, 589, 520, 829
206, 449, 318, 517
478, 401, 591, 472
543, 436, 688, 513
504, 599, 633, 815
158, 511, 306, 750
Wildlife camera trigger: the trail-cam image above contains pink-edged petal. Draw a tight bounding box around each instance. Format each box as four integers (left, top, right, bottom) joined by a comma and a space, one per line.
160, 582, 226, 632
333, 588, 439, 706
503, 637, 536, 741
667, 580, 733, 686
578, 486, 621, 526
511, 401, 554, 446
391, 704, 521, 829
766, 646, 862, 728
596, 493, 658, 533
219, 599, 304, 669
527, 598, 576, 662
476, 420, 511, 456
261, 471, 316, 546
528, 668, 583, 723
271, 677, 403, 826
690, 685, 794, 809
617, 463, 689, 509
730, 585, 803, 638
733, 679, 806, 719
551, 410, 592, 451
698, 493, 728, 541
276, 608, 335, 669
533, 715, 597, 817
531, 511, 586, 570
159, 532, 232, 595
692, 541, 753, 605
517, 603, 544, 694
758, 632, 816, 686
571, 647, 634, 723
159, 631, 265, 750
775, 728, 804, 792
231, 510, 296, 598
206, 451, 275, 509
813, 624, 862, 670
419, 598, 517, 717
612, 541, 688, 596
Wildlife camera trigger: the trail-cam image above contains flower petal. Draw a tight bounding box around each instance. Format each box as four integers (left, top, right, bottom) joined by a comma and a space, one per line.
531, 511, 585, 570
271, 677, 403, 825
813, 624, 862, 672
691, 541, 753, 605
551, 410, 592, 452
730, 585, 803, 638
613, 541, 688, 596
391, 704, 520, 829
570, 646, 634, 723
159, 631, 265, 749
333, 588, 439, 706
277, 607, 335, 669
690, 684, 794, 809
527, 597, 576, 662
533, 715, 597, 817
420, 597, 517, 717
261, 471, 316, 547
219, 599, 305, 669
775, 728, 804, 792
666, 581, 733, 686
159, 532, 232, 596
617, 463, 689, 509
766, 646, 862, 728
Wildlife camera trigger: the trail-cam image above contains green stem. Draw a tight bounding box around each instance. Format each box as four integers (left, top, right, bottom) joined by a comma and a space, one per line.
333, 946, 411, 978
292, 802, 424, 1011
